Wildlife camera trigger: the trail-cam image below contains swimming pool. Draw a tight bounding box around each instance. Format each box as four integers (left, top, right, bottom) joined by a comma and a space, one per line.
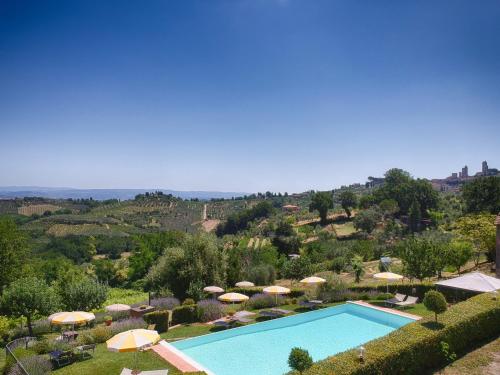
170, 302, 416, 375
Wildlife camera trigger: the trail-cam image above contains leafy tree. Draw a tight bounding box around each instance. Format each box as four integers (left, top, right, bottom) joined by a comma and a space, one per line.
419, 230, 453, 278
145, 233, 227, 299
338, 190, 357, 218
58, 276, 108, 311
309, 191, 334, 225
282, 257, 312, 284
398, 237, 435, 281
462, 176, 500, 214
373, 169, 438, 217
353, 208, 381, 234
246, 264, 276, 285
288, 347, 313, 374
379, 199, 399, 218
128, 231, 185, 281
46, 235, 96, 264
330, 257, 346, 274
408, 199, 421, 233
452, 214, 496, 264
359, 194, 376, 209
351, 255, 365, 283
1, 277, 60, 336
447, 240, 473, 274
216, 201, 274, 236
0, 218, 29, 292
423, 290, 447, 322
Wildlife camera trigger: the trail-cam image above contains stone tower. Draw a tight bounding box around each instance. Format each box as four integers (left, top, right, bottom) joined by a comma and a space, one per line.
482, 161, 488, 175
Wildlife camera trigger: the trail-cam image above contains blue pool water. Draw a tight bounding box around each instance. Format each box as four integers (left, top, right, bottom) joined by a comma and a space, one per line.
171, 302, 415, 375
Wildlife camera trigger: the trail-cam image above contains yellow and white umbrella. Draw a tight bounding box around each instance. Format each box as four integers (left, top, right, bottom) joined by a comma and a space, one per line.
300, 276, 326, 285
107, 329, 160, 370
373, 272, 403, 293
106, 329, 160, 353
218, 292, 249, 305
49, 311, 95, 326
263, 286, 291, 306
235, 281, 255, 287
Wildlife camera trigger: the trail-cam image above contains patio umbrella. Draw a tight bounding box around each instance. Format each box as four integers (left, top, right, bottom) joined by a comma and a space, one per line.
218, 292, 249, 307
107, 329, 160, 370
105, 304, 131, 313
204, 286, 224, 299
235, 281, 255, 288
373, 272, 403, 293
49, 311, 95, 326
300, 276, 326, 285
263, 286, 291, 306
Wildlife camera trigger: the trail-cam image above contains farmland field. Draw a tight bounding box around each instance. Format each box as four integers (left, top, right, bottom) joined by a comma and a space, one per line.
18, 204, 61, 216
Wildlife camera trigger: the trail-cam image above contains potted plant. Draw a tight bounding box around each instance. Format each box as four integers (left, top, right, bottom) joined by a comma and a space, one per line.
104, 315, 112, 326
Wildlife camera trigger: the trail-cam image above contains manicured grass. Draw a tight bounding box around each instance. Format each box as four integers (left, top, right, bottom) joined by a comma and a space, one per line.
333, 222, 357, 237
438, 336, 500, 375
52, 343, 180, 375
103, 288, 149, 307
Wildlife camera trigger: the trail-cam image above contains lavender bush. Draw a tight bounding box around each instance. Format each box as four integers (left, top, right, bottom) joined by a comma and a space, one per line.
196, 299, 225, 322
110, 318, 146, 335
245, 293, 284, 309
151, 297, 180, 310
10, 355, 52, 375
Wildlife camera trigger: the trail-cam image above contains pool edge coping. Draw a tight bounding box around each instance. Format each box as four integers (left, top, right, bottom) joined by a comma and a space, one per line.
158, 340, 215, 375
348, 300, 422, 320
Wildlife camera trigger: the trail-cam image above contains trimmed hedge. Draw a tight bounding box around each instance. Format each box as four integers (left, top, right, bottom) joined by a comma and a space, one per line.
172, 305, 197, 325
300, 293, 500, 375
144, 311, 169, 333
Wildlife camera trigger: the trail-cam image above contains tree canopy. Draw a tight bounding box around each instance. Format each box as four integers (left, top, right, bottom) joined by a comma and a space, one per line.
338, 190, 357, 218
309, 191, 333, 225
0, 218, 29, 292
462, 176, 500, 214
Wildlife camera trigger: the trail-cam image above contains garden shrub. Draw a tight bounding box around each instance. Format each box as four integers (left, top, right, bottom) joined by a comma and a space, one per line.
88, 325, 112, 344
110, 318, 146, 335
182, 298, 195, 306
151, 297, 180, 310
172, 305, 197, 325
196, 300, 225, 322
144, 311, 169, 333
14, 354, 52, 375
245, 293, 284, 309
300, 293, 500, 375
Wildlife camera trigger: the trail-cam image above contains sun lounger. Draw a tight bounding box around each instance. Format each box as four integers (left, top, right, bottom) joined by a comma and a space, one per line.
260, 308, 292, 318
270, 308, 292, 315
120, 369, 133, 375
233, 310, 256, 319
394, 296, 418, 308
299, 300, 324, 309
384, 293, 407, 306
141, 370, 169, 375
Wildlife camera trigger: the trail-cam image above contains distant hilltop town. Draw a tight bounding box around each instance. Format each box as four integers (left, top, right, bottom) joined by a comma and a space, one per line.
341, 161, 499, 192
431, 160, 499, 192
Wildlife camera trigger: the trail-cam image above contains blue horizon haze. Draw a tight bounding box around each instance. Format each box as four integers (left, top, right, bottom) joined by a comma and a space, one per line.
1, 0, 499, 193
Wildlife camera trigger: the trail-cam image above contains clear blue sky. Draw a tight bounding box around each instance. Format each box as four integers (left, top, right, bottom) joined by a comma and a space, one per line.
1, 0, 499, 193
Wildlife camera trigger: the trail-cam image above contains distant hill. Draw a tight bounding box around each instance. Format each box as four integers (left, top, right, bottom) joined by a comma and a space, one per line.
0, 186, 248, 201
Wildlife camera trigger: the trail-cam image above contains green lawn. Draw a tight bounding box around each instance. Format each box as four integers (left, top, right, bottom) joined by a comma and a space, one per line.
102, 288, 149, 308
52, 344, 180, 375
